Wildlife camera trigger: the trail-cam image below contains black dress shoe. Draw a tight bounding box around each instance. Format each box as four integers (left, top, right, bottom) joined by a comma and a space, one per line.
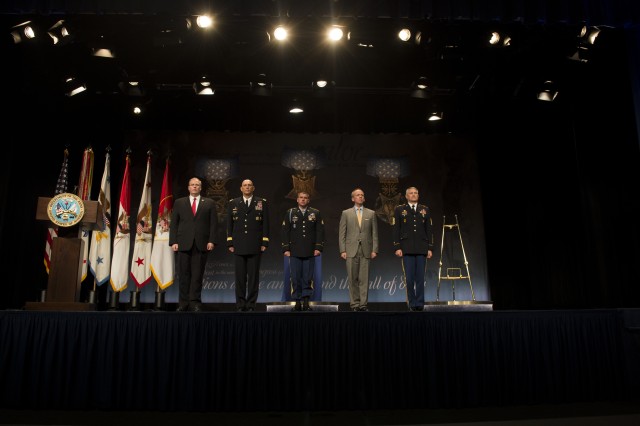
292, 300, 302, 311
358, 306, 369, 311
246, 307, 255, 312
192, 304, 203, 312
176, 305, 189, 312
302, 297, 312, 311
352, 307, 360, 312
236, 307, 245, 312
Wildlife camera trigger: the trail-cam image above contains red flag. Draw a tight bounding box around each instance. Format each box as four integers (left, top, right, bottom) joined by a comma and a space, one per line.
110, 154, 131, 292
44, 148, 70, 273
150, 159, 175, 289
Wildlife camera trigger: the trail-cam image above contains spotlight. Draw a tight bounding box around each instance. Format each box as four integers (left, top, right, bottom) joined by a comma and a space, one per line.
537, 80, 558, 102
91, 35, 116, 58
65, 77, 87, 97
289, 99, 304, 114
193, 75, 214, 95
250, 73, 272, 96
489, 31, 512, 47
582, 26, 601, 45
196, 15, 213, 29
93, 48, 115, 58
410, 76, 431, 99
569, 25, 611, 62
312, 79, 335, 97
427, 111, 443, 121
10, 21, 37, 44
327, 26, 344, 42
273, 26, 288, 41
119, 79, 144, 97
398, 28, 411, 42
47, 20, 72, 45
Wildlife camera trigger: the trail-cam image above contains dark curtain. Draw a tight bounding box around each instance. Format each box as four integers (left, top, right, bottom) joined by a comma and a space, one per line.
1, 310, 638, 411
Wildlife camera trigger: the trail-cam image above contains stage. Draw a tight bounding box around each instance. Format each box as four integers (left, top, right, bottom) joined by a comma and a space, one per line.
1, 308, 639, 413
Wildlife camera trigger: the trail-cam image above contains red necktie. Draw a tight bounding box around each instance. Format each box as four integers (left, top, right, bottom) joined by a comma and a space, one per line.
191, 197, 197, 216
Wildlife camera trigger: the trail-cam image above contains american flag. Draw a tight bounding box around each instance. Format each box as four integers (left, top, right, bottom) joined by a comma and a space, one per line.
44, 148, 69, 274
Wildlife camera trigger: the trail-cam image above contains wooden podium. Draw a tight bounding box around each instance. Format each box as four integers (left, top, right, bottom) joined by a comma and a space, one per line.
26, 197, 104, 311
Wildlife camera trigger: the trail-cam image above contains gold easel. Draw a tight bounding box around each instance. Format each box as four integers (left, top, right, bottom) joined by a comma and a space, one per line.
437, 214, 475, 301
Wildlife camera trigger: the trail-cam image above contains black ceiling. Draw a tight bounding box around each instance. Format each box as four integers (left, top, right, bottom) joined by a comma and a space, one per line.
2, 1, 635, 133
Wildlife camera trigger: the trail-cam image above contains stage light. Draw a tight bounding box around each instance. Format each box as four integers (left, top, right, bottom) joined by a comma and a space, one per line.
47, 20, 71, 45
250, 73, 272, 96
489, 31, 511, 47
537, 80, 558, 102
65, 77, 87, 97
582, 26, 601, 45
273, 26, 288, 41
569, 25, 611, 63
312, 79, 335, 97
327, 26, 344, 42
428, 111, 443, 121
193, 75, 214, 95
119, 79, 144, 96
410, 76, 431, 99
91, 34, 116, 58
93, 48, 115, 58
10, 21, 38, 44
289, 99, 304, 114
196, 15, 213, 29
398, 28, 411, 42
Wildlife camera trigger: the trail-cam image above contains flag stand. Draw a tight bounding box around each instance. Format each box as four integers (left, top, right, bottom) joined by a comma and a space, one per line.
108, 291, 119, 311
88, 280, 98, 304
129, 290, 141, 311
154, 289, 166, 311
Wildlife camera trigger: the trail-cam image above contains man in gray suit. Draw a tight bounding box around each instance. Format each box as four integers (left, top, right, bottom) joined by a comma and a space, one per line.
339, 188, 379, 311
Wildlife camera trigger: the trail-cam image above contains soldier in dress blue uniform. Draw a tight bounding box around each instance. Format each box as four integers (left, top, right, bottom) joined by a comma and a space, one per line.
392, 186, 434, 311
281, 191, 325, 311
226, 179, 270, 311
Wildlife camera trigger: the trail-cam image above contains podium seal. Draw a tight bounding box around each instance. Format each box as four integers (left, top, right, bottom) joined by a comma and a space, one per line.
47, 193, 85, 227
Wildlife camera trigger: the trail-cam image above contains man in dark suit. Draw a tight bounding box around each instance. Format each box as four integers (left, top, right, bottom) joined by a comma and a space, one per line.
281, 191, 325, 311
339, 188, 379, 311
169, 177, 217, 312
226, 179, 270, 311
392, 186, 434, 311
